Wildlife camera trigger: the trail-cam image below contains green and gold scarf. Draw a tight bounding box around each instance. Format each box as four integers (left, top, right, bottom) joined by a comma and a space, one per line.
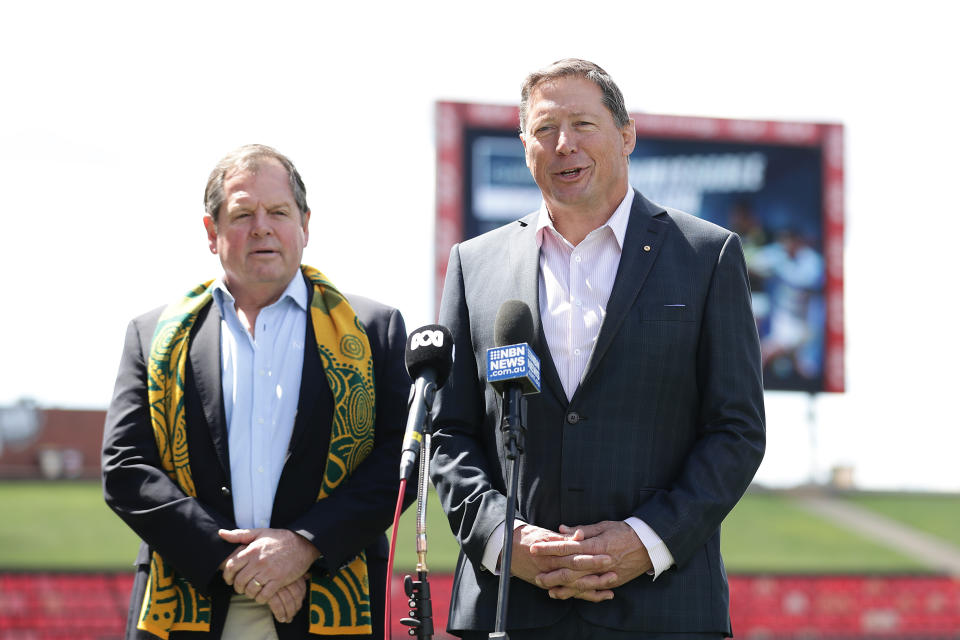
139, 265, 376, 638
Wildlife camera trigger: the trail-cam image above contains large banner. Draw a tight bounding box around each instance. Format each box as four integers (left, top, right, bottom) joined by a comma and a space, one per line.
436, 103, 844, 393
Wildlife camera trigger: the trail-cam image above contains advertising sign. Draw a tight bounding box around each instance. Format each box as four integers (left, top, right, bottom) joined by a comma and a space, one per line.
436, 103, 844, 393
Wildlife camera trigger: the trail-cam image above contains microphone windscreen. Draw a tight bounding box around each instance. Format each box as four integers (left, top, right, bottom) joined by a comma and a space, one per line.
405, 324, 455, 389
494, 300, 535, 348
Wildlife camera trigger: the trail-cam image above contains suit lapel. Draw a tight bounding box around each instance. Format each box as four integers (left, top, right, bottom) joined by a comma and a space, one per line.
578, 192, 669, 392
190, 300, 230, 474
509, 214, 567, 406
285, 309, 324, 461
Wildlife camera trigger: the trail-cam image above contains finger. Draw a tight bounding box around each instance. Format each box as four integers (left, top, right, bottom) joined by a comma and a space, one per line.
535, 551, 613, 573
547, 585, 578, 600
221, 550, 248, 586
244, 576, 267, 600
218, 528, 258, 544
570, 571, 619, 591
529, 537, 593, 556
276, 578, 308, 622
234, 567, 259, 597
572, 589, 615, 602
531, 538, 610, 559
288, 579, 308, 617
555, 525, 586, 541
562, 522, 608, 539
547, 585, 615, 601
534, 567, 592, 589
567, 553, 613, 571
528, 541, 576, 557
255, 579, 280, 605
269, 586, 295, 622
268, 597, 286, 623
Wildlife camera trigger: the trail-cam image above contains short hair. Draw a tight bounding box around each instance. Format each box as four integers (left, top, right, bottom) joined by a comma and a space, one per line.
203, 144, 309, 224
519, 58, 630, 134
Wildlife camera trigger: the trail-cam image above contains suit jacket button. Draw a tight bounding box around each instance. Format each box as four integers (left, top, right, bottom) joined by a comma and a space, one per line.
220, 486, 231, 497
566, 412, 580, 425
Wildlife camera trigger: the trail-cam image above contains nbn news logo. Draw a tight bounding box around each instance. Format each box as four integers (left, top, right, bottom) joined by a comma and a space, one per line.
486, 343, 541, 392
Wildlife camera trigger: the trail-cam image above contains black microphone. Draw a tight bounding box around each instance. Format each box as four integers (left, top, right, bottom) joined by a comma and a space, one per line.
487, 300, 540, 636
486, 300, 541, 395
399, 324, 454, 482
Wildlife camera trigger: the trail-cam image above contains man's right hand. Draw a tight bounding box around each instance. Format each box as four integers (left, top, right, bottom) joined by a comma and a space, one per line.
508, 524, 616, 602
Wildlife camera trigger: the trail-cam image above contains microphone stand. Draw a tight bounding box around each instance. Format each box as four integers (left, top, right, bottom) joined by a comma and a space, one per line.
400, 384, 436, 640
490, 384, 526, 640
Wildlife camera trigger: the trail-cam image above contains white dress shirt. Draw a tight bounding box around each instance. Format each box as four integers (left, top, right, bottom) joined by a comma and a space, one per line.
482, 189, 676, 579
212, 274, 308, 530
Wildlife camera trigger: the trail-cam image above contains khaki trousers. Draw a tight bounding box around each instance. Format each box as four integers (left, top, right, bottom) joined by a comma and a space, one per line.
222, 594, 279, 640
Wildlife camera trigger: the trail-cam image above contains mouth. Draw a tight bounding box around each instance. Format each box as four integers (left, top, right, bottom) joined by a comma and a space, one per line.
555, 166, 587, 180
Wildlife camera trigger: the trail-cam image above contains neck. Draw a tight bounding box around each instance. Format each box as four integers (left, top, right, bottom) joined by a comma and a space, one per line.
548, 204, 616, 247
224, 281, 289, 338
546, 185, 627, 247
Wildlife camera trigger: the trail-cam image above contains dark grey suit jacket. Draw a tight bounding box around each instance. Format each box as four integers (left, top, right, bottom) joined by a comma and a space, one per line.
102, 283, 411, 640
430, 191, 766, 635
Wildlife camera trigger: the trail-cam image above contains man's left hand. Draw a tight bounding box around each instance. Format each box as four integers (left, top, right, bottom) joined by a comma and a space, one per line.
267, 575, 308, 624
218, 528, 321, 604
530, 520, 652, 600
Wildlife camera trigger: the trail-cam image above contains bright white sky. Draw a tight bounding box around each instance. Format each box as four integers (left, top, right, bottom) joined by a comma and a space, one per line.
2, 1, 958, 491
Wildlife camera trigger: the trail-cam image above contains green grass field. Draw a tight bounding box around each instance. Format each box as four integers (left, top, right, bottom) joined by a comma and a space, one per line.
0, 480, 141, 569
840, 492, 960, 548
0, 480, 952, 574
719, 492, 926, 572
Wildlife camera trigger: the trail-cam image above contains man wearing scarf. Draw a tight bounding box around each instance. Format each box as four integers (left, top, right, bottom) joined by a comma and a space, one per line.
103, 144, 410, 639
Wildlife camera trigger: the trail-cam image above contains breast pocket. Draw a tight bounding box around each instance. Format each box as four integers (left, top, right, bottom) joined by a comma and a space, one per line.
625, 302, 699, 381
638, 303, 695, 323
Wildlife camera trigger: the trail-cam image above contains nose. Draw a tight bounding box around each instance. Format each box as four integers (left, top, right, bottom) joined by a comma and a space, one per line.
556, 127, 577, 155
251, 208, 272, 237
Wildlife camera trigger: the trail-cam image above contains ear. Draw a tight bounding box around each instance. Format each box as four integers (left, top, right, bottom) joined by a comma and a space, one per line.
301, 209, 311, 247
621, 118, 637, 157
520, 132, 531, 168
203, 215, 218, 254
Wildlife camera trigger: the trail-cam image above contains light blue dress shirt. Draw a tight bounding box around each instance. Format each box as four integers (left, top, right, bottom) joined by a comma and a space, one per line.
212, 274, 308, 530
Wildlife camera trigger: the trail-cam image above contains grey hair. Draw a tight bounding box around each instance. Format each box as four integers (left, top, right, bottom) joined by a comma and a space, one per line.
204, 144, 309, 224
519, 58, 629, 134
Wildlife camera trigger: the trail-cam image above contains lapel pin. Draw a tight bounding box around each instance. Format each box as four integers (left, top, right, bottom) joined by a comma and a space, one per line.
643, 245, 651, 252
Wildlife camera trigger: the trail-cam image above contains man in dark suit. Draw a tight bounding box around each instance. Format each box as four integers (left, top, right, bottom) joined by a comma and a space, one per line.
431, 59, 766, 638
103, 144, 409, 639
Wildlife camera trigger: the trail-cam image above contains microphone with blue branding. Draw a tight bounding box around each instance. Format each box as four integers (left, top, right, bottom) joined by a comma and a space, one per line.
399, 324, 454, 482
486, 300, 542, 396
487, 300, 540, 640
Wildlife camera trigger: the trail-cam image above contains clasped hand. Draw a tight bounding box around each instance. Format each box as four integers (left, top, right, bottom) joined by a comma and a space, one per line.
509, 521, 652, 602
218, 528, 320, 624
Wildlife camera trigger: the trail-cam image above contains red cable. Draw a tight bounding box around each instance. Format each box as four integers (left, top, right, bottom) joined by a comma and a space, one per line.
385, 476, 407, 640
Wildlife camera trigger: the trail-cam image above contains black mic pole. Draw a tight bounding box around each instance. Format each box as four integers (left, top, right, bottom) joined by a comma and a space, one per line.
491, 383, 525, 640
401, 379, 436, 640
487, 301, 540, 640
393, 324, 453, 640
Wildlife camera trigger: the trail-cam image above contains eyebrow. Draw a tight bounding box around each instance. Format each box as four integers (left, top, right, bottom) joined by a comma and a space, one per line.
531, 109, 601, 122
227, 198, 294, 211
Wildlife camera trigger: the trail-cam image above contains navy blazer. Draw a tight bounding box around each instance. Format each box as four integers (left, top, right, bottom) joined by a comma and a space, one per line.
103, 284, 410, 640
430, 191, 766, 635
